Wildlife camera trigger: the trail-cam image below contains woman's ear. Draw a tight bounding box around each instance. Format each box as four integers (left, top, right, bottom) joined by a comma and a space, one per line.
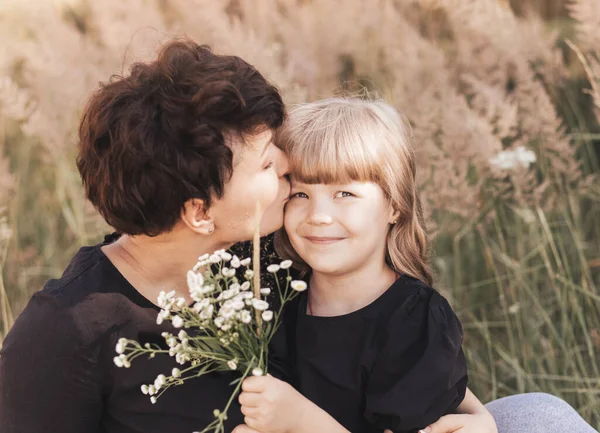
181, 198, 215, 235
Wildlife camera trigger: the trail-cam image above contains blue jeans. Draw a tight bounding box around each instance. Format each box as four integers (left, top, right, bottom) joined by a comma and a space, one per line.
486, 393, 598, 432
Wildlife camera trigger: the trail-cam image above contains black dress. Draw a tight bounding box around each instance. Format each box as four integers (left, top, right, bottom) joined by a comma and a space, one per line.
0, 233, 283, 433
289, 274, 468, 433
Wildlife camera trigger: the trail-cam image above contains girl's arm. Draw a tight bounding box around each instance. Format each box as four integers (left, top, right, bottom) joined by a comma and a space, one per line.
234, 377, 496, 433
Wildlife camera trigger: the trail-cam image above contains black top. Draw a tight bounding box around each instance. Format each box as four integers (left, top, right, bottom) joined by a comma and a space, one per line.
0, 234, 279, 433
290, 275, 468, 433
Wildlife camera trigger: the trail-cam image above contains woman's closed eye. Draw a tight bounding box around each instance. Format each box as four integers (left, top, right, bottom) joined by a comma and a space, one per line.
264, 160, 275, 170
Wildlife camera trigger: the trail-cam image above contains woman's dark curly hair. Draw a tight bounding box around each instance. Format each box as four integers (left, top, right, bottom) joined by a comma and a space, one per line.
77, 38, 285, 236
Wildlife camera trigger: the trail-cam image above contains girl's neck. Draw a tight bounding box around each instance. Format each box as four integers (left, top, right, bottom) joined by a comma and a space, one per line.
308, 259, 397, 317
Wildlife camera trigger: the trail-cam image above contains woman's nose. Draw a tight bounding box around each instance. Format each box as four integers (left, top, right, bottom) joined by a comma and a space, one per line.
275, 147, 290, 178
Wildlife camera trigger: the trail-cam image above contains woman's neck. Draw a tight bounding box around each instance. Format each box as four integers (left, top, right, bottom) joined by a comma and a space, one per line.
308, 259, 397, 317
102, 225, 232, 306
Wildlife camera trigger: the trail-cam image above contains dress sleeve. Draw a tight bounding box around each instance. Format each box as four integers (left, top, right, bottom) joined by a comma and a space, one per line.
364, 290, 468, 433
0, 293, 104, 433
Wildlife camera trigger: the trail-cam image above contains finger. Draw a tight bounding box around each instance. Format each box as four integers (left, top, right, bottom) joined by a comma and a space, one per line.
424, 414, 469, 433
231, 424, 261, 433
241, 376, 268, 392
238, 391, 262, 408
240, 405, 260, 417
244, 416, 261, 431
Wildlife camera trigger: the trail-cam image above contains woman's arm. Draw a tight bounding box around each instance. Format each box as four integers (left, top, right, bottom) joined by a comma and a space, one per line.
0, 296, 103, 433
456, 388, 490, 414
417, 388, 498, 433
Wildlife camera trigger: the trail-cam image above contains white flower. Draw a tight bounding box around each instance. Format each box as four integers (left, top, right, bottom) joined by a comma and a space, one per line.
240, 258, 251, 267
176, 297, 187, 309
214, 317, 225, 328
148, 385, 156, 395
230, 256, 241, 268
178, 330, 188, 339
280, 260, 293, 269
260, 287, 271, 295
240, 281, 251, 291
489, 146, 536, 171
157, 290, 176, 310
219, 305, 236, 319
166, 336, 178, 348
232, 299, 245, 310
115, 338, 127, 354
221, 252, 232, 261
220, 287, 239, 301
187, 270, 204, 293
239, 310, 252, 324
201, 284, 215, 294
141, 384, 149, 395
150, 396, 157, 404
227, 360, 238, 370
154, 374, 166, 389
193, 298, 210, 312
171, 315, 184, 328
157, 309, 170, 325
208, 254, 221, 264
266, 264, 280, 273
222, 267, 236, 278
114, 354, 130, 368
199, 304, 214, 319
252, 367, 264, 376
290, 280, 308, 292
244, 270, 254, 279
252, 299, 269, 311
198, 253, 210, 262
262, 310, 274, 322
172, 368, 181, 378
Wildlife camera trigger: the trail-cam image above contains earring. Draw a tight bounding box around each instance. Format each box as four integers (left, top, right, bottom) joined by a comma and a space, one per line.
208, 227, 214, 234
391, 220, 398, 225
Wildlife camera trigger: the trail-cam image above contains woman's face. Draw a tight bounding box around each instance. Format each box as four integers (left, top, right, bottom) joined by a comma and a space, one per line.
284, 180, 394, 276
209, 129, 290, 244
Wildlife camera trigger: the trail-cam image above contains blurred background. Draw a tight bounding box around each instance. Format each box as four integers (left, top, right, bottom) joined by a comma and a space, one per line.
0, 0, 599, 427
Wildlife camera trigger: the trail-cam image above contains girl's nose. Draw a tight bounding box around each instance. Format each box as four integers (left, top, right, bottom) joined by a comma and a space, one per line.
307, 212, 333, 226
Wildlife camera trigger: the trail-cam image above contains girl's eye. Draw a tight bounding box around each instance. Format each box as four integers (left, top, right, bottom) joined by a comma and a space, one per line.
289, 192, 308, 199
336, 191, 355, 198
264, 160, 275, 170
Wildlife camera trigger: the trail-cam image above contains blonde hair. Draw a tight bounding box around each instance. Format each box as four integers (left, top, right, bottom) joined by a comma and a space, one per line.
275, 97, 433, 286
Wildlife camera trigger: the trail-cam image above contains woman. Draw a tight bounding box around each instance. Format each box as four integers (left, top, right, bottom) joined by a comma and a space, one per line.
0, 38, 290, 433
0, 38, 595, 433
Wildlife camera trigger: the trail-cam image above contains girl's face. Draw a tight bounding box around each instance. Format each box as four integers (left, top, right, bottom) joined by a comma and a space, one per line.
209, 129, 290, 243
284, 180, 394, 276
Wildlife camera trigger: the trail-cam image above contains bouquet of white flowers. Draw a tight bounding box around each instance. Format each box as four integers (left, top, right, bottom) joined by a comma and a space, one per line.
113, 244, 306, 433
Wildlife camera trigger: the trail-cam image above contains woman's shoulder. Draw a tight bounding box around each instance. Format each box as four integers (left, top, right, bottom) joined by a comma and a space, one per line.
13, 236, 150, 344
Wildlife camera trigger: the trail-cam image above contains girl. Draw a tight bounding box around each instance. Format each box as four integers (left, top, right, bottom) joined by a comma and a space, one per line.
236, 97, 493, 433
